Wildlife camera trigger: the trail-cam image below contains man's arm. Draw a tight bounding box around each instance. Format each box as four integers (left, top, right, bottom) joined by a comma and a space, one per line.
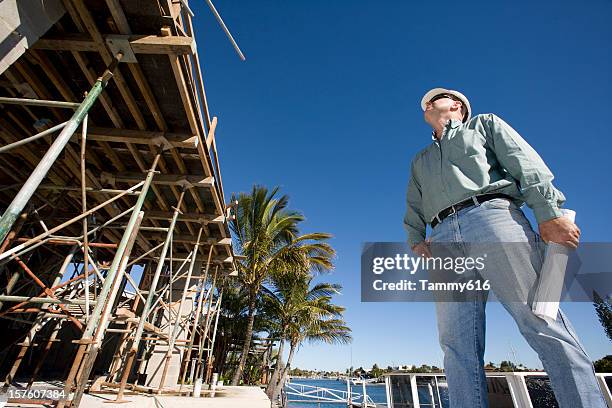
404, 162, 431, 256
483, 113, 565, 221
483, 114, 580, 247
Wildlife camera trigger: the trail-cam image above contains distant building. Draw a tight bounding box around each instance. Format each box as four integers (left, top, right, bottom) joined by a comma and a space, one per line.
395, 365, 415, 371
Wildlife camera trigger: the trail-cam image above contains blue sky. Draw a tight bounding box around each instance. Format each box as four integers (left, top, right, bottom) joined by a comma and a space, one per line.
191, 0, 612, 371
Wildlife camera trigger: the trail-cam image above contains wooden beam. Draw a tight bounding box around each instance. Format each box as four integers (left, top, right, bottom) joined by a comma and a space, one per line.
143, 211, 225, 224
205, 117, 217, 150
145, 234, 231, 246
128, 34, 195, 54
32, 34, 195, 55
87, 127, 198, 149
101, 172, 214, 189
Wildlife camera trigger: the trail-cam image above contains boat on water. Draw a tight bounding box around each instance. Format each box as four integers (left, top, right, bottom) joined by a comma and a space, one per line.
384, 371, 612, 408
351, 377, 380, 385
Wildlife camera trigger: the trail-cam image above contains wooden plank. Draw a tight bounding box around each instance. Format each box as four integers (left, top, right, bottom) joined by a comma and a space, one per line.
129, 35, 195, 54
168, 55, 226, 221
32, 35, 98, 52
87, 127, 198, 149
32, 34, 195, 55
182, 13, 229, 223
104, 0, 131, 38
102, 172, 215, 188
145, 234, 231, 245
143, 211, 224, 224
205, 117, 217, 150
168, 55, 199, 136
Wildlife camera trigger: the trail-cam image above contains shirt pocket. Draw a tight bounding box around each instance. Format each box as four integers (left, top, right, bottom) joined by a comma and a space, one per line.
446, 129, 487, 166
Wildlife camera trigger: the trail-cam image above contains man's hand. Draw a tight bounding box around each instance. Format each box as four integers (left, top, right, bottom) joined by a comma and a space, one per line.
538, 217, 581, 248
411, 240, 432, 258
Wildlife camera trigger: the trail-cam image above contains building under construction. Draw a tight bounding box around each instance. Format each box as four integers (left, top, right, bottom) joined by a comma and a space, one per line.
0, 0, 239, 405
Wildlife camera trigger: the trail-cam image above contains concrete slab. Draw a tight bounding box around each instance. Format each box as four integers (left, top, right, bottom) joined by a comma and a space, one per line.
79, 386, 271, 408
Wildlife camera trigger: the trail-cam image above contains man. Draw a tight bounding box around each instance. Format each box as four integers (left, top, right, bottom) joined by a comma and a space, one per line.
403, 88, 606, 407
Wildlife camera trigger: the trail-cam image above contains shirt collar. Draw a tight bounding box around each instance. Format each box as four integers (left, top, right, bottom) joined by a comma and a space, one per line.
448, 119, 462, 129
431, 119, 463, 140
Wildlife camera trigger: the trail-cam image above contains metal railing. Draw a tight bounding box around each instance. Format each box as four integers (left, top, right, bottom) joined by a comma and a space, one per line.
284, 379, 386, 407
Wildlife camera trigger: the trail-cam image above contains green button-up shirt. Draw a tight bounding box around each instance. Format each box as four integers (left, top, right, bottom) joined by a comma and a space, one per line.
404, 113, 565, 248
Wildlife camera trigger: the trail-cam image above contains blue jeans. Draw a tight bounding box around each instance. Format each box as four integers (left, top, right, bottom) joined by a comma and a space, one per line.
429, 198, 606, 408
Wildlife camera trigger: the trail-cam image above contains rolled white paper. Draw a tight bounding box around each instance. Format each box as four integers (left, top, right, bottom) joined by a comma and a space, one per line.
531, 209, 576, 323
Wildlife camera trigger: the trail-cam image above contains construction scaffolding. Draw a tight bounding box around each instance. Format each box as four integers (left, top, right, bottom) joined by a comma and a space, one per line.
0, 0, 238, 406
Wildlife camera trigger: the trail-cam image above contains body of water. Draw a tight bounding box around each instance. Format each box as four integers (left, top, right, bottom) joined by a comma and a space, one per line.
285, 378, 388, 408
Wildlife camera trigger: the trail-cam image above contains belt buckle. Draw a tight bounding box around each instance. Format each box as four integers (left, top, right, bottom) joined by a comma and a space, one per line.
447, 205, 456, 216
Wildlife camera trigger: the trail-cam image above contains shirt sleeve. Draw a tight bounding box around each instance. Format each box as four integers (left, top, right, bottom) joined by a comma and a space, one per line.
483, 113, 566, 223
404, 160, 427, 248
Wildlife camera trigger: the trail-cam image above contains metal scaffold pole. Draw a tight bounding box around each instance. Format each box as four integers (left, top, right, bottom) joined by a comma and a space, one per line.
0, 54, 123, 245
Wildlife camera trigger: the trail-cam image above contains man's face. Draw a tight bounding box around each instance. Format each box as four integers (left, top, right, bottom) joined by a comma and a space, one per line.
423, 95, 456, 124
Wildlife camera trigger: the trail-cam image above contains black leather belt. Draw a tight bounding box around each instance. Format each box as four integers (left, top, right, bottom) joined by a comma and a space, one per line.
430, 193, 512, 229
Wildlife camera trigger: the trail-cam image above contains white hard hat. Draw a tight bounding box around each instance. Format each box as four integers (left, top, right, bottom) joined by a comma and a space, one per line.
421, 88, 472, 123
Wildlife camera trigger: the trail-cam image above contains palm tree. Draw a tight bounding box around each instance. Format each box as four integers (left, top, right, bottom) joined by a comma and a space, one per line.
263, 272, 352, 400
229, 185, 334, 385
275, 309, 351, 400
261, 272, 312, 396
